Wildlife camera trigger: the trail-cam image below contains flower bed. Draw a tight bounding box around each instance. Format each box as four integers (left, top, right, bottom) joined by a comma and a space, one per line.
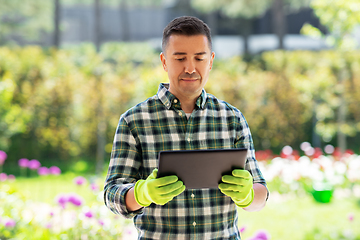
1, 144, 360, 240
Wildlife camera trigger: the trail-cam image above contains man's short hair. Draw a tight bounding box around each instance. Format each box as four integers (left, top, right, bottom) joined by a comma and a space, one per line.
162, 16, 212, 52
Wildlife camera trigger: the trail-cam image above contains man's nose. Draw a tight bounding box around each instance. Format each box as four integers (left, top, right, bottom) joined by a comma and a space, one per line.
184, 60, 196, 74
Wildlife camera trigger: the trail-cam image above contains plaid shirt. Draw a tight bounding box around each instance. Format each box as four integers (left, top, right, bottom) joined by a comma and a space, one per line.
104, 83, 267, 240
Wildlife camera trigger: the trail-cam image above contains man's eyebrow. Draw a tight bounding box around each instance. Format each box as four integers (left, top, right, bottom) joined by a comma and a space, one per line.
172, 52, 207, 56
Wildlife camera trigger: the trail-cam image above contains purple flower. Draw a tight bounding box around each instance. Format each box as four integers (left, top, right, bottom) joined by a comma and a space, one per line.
74, 176, 86, 186
18, 158, 29, 168
28, 159, 41, 170
249, 230, 271, 240
98, 219, 105, 226
0, 150, 7, 165
68, 193, 83, 207
84, 210, 93, 218
55, 194, 69, 209
4, 218, 16, 228
239, 225, 247, 233
90, 183, 99, 192
38, 167, 49, 176
49, 166, 61, 175
0, 173, 7, 181
55, 193, 84, 208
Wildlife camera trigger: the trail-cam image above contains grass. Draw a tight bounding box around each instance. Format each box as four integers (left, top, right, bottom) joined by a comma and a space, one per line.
238, 192, 360, 240
4, 175, 360, 240
6, 172, 102, 205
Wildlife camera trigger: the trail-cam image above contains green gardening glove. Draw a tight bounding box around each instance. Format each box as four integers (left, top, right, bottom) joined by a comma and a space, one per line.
134, 168, 186, 207
218, 169, 254, 208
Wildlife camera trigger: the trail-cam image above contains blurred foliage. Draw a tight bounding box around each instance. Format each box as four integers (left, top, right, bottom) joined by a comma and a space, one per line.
0, 0, 53, 45
191, 0, 271, 19
191, 0, 311, 19
61, 0, 170, 7
304, 228, 360, 240
1, 43, 360, 168
302, 0, 360, 49
300, 0, 360, 151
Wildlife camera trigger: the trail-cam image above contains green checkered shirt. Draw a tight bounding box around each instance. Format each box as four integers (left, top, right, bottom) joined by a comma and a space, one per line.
104, 83, 267, 240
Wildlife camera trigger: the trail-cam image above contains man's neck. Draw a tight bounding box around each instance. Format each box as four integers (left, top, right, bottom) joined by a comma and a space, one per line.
177, 96, 197, 113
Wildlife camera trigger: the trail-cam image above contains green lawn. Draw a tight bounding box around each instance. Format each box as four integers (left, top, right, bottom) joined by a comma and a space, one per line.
238, 193, 360, 240
5, 175, 360, 240
7, 173, 101, 205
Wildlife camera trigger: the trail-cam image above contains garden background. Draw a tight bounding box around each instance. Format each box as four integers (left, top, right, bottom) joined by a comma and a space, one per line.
1, 0, 360, 239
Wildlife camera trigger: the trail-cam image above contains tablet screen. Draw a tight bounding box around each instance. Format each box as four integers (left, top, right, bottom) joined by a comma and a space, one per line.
157, 148, 248, 189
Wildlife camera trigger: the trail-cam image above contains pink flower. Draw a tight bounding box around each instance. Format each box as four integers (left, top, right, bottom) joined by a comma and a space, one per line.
90, 183, 99, 192
55, 193, 84, 208
0, 173, 7, 181
55, 194, 69, 209
239, 225, 247, 233
49, 166, 61, 175
7, 174, 15, 181
38, 167, 49, 176
84, 210, 93, 218
249, 230, 271, 240
4, 218, 16, 228
98, 219, 105, 226
68, 193, 83, 207
0, 150, 7, 165
281, 145, 293, 157
348, 213, 354, 222
74, 176, 86, 186
18, 158, 29, 168
28, 159, 41, 170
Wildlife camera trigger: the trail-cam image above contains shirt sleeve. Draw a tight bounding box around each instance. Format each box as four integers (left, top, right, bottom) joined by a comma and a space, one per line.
234, 111, 270, 200
104, 116, 144, 218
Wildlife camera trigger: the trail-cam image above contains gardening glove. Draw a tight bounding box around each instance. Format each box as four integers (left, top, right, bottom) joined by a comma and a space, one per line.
218, 169, 254, 208
134, 168, 186, 207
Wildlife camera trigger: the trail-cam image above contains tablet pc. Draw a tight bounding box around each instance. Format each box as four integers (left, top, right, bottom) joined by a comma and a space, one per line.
157, 148, 248, 189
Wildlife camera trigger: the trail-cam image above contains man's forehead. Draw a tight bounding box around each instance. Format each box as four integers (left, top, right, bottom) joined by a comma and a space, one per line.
166, 34, 211, 53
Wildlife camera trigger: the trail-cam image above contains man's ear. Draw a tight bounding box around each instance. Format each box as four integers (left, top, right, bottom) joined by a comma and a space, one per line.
160, 52, 168, 72
209, 51, 215, 70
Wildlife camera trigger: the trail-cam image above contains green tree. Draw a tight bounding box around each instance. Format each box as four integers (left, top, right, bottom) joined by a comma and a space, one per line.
301, 0, 360, 153
0, 64, 31, 150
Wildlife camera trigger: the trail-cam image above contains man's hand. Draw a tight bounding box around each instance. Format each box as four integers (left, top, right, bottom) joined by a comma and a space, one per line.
134, 168, 186, 207
218, 169, 254, 208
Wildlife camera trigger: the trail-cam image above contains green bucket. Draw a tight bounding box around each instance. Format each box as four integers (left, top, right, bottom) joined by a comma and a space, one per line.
311, 182, 334, 203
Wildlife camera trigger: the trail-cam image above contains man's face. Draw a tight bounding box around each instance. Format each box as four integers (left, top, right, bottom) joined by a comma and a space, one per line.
160, 34, 215, 100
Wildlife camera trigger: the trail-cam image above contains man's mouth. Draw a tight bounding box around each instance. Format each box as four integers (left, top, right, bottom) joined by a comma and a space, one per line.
179, 73, 201, 81
181, 78, 199, 81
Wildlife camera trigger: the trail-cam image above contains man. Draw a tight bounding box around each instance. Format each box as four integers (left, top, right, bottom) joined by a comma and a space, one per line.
104, 16, 268, 239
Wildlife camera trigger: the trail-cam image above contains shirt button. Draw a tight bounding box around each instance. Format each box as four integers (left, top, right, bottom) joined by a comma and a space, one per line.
187, 138, 191, 142
174, 99, 178, 103
178, 112, 182, 116
193, 221, 196, 227
191, 193, 195, 198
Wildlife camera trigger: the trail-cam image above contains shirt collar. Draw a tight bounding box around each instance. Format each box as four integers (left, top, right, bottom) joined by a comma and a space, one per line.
157, 83, 207, 110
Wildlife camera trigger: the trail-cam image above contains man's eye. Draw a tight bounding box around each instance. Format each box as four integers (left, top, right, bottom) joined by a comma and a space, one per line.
196, 58, 204, 61
176, 58, 185, 61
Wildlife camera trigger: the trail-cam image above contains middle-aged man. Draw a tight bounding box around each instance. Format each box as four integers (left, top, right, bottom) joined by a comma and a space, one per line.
104, 16, 269, 239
